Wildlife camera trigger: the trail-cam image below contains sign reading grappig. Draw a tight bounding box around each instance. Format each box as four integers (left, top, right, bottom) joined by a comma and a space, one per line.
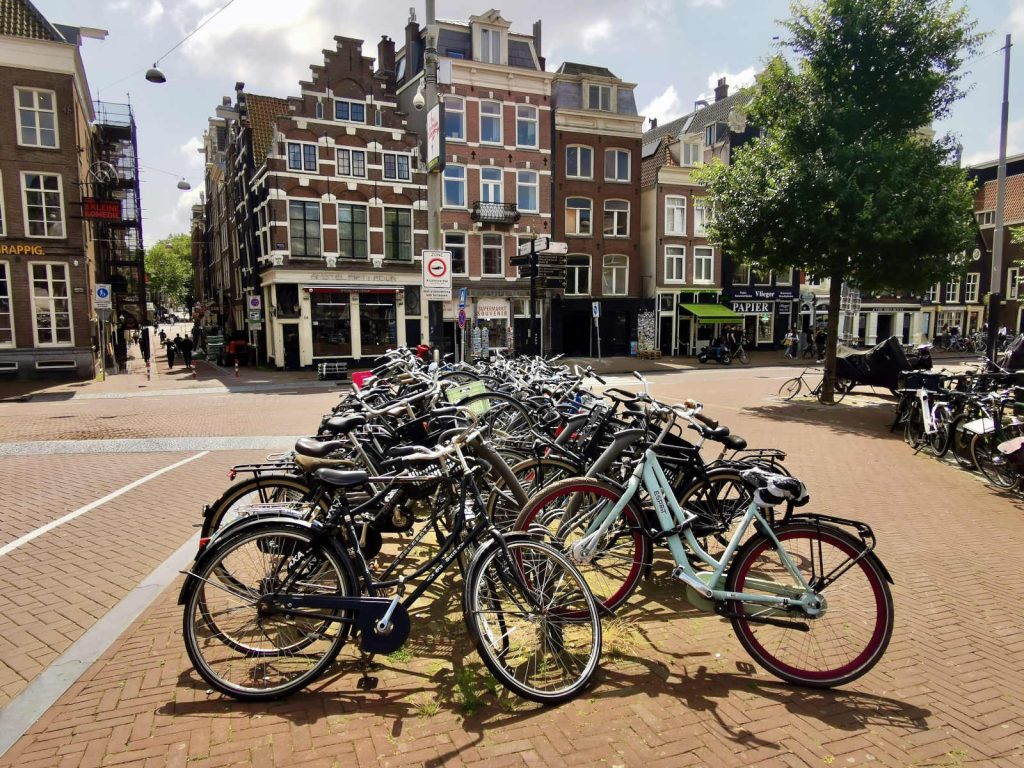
421, 250, 452, 301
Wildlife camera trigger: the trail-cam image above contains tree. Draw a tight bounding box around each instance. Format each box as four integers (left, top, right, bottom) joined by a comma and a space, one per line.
145, 234, 193, 309
696, 0, 983, 401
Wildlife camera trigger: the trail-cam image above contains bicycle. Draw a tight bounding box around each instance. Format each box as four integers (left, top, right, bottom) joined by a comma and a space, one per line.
778, 367, 849, 404
515, 405, 894, 688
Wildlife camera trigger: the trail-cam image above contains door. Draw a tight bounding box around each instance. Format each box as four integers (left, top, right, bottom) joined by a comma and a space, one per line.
660, 317, 673, 356
283, 326, 300, 370
876, 313, 893, 341
677, 317, 692, 356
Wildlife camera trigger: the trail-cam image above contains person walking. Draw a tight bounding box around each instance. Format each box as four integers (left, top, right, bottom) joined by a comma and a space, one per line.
166, 337, 177, 369
783, 327, 798, 359
815, 327, 827, 363
178, 334, 194, 369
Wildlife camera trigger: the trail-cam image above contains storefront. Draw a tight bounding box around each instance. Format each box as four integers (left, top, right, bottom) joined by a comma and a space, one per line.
726, 286, 798, 348
855, 303, 926, 345
669, 301, 744, 355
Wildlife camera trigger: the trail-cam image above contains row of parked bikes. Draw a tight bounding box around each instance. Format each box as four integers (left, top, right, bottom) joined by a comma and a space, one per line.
178, 351, 895, 705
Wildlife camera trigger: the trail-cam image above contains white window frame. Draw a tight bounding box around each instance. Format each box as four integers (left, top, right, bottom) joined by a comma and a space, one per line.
602, 254, 628, 296
29, 261, 72, 346
445, 231, 468, 276
479, 28, 501, 64
925, 282, 939, 303
443, 164, 466, 208
336, 147, 366, 178
0, 261, 13, 347
481, 233, 504, 277
733, 264, 751, 285
566, 145, 593, 180
945, 278, 960, 303
15, 87, 58, 148
334, 98, 366, 124
480, 167, 503, 203
444, 95, 465, 142
517, 170, 538, 212
479, 100, 502, 145
287, 199, 322, 258
776, 268, 794, 286
693, 246, 714, 284
516, 105, 538, 149
665, 246, 686, 284
681, 141, 702, 166
565, 197, 592, 236
753, 268, 772, 285
976, 211, 994, 227
965, 273, 980, 303
382, 152, 412, 182
693, 200, 708, 237
587, 83, 612, 111
286, 141, 319, 173
665, 196, 686, 235
21, 171, 66, 239
565, 254, 591, 296
603, 199, 629, 237
604, 148, 630, 182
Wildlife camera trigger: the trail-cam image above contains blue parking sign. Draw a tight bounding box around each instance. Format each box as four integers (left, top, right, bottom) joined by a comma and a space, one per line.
458, 287, 467, 309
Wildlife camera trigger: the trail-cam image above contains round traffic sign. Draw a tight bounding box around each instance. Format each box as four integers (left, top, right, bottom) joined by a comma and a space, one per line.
427, 257, 448, 278
248, 295, 262, 309
97, 287, 110, 299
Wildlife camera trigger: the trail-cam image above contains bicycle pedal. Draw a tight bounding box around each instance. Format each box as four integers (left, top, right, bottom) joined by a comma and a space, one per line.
356, 675, 379, 691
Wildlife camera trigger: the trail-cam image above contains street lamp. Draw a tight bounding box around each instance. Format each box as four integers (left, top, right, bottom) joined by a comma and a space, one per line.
145, 65, 166, 84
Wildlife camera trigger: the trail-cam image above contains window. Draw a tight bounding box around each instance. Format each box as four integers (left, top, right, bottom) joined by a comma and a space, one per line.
480, 100, 502, 144
315, 101, 324, 120
604, 149, 630, 182
602, 254, 627, 295
446, 232, 467, 275
776, 268, 793, 285
516, 105, 538, 148
336, 148, 366, 178
659, 294, 674, 312
334, 99, 365, 123
753, 268, 771, 285
694, 246, 714, 283
693, 201, 708, 237
565, 197, 592, 236
444, 96, 464, 141
705, 124, 719, 146
587, 84, 611, 111
16, 88, 57, 148
733, 264, 751, 285
976, 211, 994, 226
965, 273, 980, 303
311, 293, 350, 356
945, 279, 960, 303
359, 294, 397, 356
566, 255, 591, 295
480, 167, 502, 203
337, 204, 368, 259
30, 262, 71, 345
665, 246, 686, 283
0, 262, 11, 346
566, 145, 593, 179
665, 196, 686, 234
603, 200, 629, 237
925, 283, 939, 302
517, 170, 538, 212
384, 208, 412, 260
482, 233, 503, 276
443, 165, 466, 207
805, 273, 821, 287
287, 142, 318, 172
383, 152, 411, 181
22, 173, 65, 238
288, 200, 321, 257
682, 142, 702, 166
480, 28, 501, 64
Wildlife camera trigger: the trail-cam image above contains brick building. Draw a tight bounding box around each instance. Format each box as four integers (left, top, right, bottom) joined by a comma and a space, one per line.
551, 62, 644, 356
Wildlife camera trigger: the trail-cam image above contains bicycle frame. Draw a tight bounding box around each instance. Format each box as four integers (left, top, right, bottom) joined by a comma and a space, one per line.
572, 448, 820, 614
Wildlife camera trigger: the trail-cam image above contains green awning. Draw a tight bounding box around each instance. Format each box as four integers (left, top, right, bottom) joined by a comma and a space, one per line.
679, 303, 744, 321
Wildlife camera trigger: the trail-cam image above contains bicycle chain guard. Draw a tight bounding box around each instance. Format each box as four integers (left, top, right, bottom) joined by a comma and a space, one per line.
355, 597, 411, 654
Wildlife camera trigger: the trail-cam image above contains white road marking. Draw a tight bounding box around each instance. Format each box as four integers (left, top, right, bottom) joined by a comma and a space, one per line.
0, 451, 209, 558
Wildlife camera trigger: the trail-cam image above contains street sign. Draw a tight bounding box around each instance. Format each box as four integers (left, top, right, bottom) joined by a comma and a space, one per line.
541, 241, 568, 255
248, 295, 262, 311
248, 309, 262, 323
544, 279, 565, 290
458, 287, 467, 309
458, 308, 467, 328
518, 236, 549, 257
592, 301, 601, 318
421, 250, 452, 301
94, 284, 112, 310
96, 308, 113, 322
510, 255, 531, 267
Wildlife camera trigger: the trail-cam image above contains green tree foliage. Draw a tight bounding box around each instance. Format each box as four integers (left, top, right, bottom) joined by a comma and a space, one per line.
696, 0, 983, 400
144, 234, 193, 308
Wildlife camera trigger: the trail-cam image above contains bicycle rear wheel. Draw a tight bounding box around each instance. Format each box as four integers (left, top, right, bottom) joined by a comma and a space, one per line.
726, 523, 894, 688
971, 434, 1019, 490
778, 378, 802, 401
202, 474, 327, 538
465, 538, 601, 704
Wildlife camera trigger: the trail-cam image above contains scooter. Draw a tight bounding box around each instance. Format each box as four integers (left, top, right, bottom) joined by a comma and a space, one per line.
697, 342, 732, 365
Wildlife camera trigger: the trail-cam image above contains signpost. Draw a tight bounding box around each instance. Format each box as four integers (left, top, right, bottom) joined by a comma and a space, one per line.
514, 238, 570, 355
457, 288, 467, 363
592, 301, 602, 360
95, 285, 112, 380
421, 250, 452, 301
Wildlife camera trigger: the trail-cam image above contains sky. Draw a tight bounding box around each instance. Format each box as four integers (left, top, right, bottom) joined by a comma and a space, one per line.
26, 0, 1024, 246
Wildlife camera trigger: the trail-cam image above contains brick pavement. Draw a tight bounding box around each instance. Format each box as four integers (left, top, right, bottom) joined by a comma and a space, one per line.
3, 367, 1023, 767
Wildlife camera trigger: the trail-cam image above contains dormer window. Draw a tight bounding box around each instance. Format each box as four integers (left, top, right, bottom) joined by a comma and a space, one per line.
480, 28, 501, 64
588, 84, 612, 111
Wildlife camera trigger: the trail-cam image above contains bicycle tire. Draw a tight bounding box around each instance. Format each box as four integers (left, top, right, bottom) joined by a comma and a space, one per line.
182, 526, 354, 701
949, 413, 979, 468
440, 370, 481, 385
737, 348, 750, 365
971, 434, 1019, 490
726, 522, 894, 688
513, 477, 650, 614
778, 378, 802, 401
464, 538, 601, 704
929, 404, 953, 457
904, 407, 927, 448
459, 392, 536, 444
487, 456, 581, 530
202, 474, 328, 539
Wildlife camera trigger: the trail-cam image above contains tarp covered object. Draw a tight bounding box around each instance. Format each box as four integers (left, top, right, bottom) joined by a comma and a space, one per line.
835, 336, 910, 389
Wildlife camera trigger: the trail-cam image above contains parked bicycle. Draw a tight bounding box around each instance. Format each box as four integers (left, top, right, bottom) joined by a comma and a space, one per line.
778, 367, 850, 404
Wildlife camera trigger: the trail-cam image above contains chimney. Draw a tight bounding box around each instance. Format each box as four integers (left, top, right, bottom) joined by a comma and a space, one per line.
694, 99, 709, 111
714, 77, 729, 102
377, 35, 396, 90
533, 20, 545, 70
405, 14, 421, 77
649, 117, 658, 130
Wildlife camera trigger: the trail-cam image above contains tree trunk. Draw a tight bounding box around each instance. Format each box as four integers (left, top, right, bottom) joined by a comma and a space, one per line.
820, 272, 845, 404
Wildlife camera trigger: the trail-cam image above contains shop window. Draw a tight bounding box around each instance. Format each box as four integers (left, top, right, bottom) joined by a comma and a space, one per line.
312, 292, 351, 356
359, 294, 397, 357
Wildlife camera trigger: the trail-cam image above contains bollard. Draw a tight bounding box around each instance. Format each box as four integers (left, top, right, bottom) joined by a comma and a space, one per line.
146, 361, 151, 381
192, 365, 197, 380
234, 358, 239, 377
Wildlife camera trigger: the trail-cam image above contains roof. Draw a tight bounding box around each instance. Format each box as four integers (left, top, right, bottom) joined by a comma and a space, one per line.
245, 94, 289, 167
0, 0, 63, 41
557, 62, 616, 79
976, 175, 1024, 224
643, 88, 751, 145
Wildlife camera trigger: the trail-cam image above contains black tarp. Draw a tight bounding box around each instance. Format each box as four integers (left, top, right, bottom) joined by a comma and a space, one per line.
835, 336, 910, 389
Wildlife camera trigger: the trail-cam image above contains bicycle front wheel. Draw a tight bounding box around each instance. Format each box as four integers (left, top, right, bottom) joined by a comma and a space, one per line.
726, 523, 894, 688
182, 526, 354, 701
465, 538, 601, 704
971, 434, 1019, 490
778, 378, 802, 401
737, 347, 750, 364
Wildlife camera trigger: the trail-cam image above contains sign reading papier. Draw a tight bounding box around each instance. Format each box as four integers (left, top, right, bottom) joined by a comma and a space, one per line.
421, 250, 452, 301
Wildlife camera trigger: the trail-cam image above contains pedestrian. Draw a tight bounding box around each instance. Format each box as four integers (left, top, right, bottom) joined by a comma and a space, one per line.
797, 328, 809, 359
783, 326, 797, 358
158, 328, 167, 345
177, 334, 194, 369
166, 337, 177, 369
815, 327, 827, 362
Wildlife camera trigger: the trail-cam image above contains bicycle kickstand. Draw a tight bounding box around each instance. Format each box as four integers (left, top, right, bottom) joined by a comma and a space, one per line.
356, 652, 380, 690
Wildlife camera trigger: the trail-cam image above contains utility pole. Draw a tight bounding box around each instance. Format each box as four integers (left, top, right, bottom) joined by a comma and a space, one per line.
988, 33, 1012, 363
424, 0, 443, 354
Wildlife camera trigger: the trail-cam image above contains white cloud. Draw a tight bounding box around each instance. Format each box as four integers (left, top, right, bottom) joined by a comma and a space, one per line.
143, 0, 164, 26
698, 66, 757, 102
1010, 0, 1024, 37
640, 85, 684, 127
581, 19, 611, 52
962, 118, 1024, 167
689, 0, 727, 6
179, 136, 204, 171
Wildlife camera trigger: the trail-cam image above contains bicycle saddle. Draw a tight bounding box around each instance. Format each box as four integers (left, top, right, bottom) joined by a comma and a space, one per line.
740, 468, 809, 507
295, 437, 348, 458
314, 468, 369, 487
323, 414, 367, 434
721, 434, 748, 451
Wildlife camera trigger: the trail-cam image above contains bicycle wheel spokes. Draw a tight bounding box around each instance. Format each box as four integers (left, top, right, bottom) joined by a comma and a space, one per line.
467, 540, 601, 703
778, 378, 801, 401
184, 528, 350, 700
727, 525, 893, 688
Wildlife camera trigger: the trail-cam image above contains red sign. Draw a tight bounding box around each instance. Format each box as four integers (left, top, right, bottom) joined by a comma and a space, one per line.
82, 198, 122, 220
428, 257, 448, 278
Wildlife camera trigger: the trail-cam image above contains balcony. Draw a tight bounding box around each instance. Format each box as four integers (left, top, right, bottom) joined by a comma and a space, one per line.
471, 201, 521, 225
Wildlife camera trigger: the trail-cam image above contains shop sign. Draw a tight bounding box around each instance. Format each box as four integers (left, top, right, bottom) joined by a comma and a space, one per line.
0, 243, 46, 256
476, 298, 509, 320
82, 198, 122, 221
731, 301, 770, 314
731, 287, 797, 300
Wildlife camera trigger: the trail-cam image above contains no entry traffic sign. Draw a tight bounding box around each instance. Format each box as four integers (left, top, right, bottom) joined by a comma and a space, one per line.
421, 250, 452, 301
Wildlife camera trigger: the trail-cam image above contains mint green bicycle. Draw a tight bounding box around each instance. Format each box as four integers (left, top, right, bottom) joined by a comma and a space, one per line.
515, 403, 895, 688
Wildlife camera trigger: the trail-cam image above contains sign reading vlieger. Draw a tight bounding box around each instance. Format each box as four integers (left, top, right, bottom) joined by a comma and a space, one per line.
731, 287, 798, 300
